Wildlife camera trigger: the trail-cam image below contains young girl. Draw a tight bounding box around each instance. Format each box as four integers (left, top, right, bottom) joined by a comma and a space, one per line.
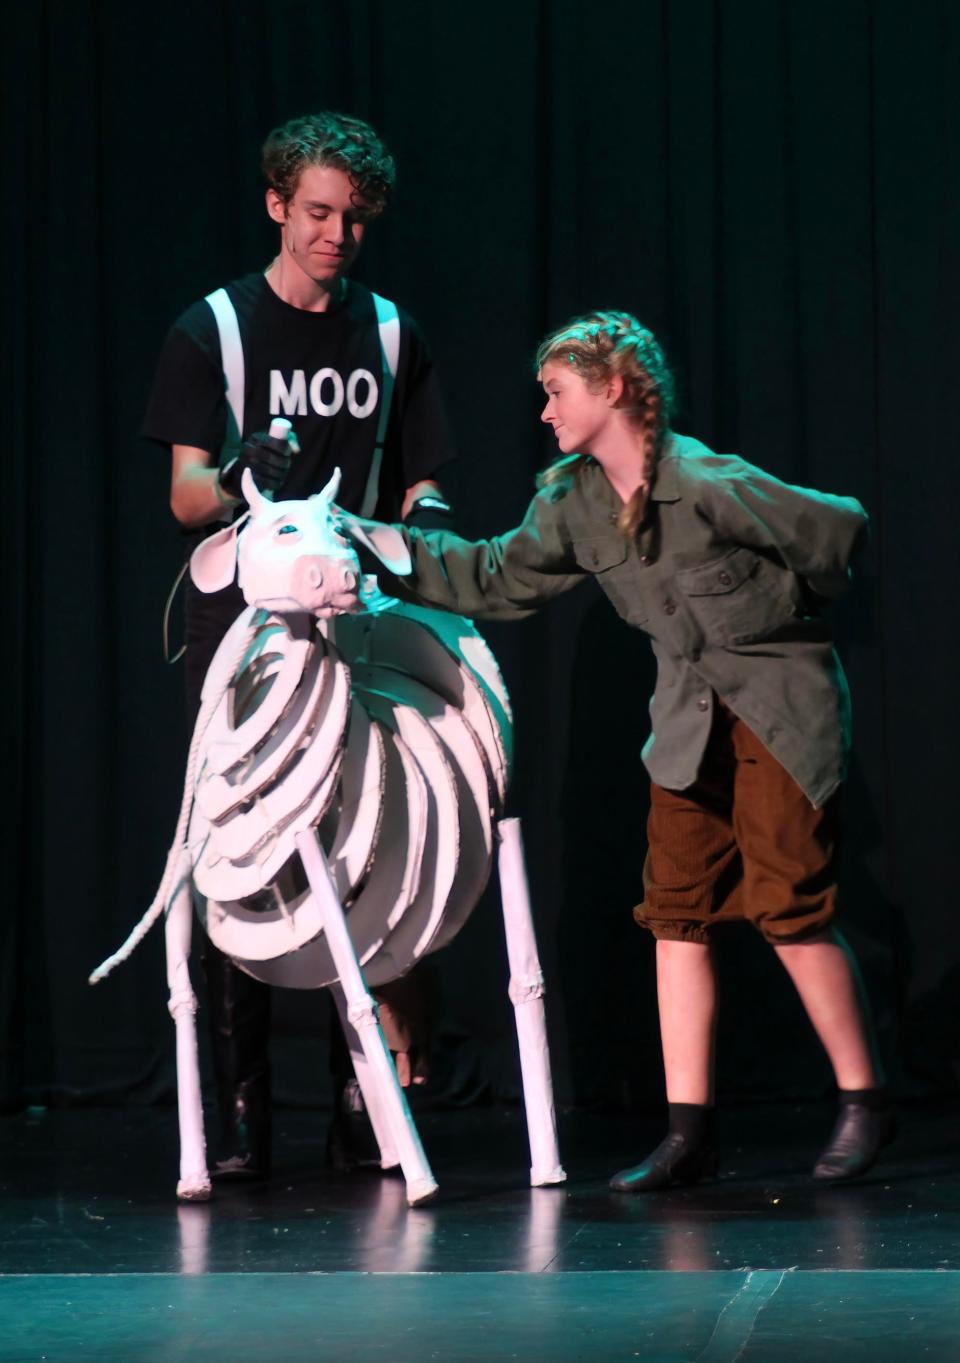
348, 310, 894, 1189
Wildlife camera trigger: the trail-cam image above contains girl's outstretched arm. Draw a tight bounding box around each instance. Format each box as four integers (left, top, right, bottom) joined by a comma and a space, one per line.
359, 486, 585, 620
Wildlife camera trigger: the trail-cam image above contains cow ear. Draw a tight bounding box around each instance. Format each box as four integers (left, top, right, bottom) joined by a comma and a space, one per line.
335, 508, 412, 576
190, 517, 246, 593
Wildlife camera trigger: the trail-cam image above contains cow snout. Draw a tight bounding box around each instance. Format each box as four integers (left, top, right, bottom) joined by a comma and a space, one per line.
288, 555, 362, 615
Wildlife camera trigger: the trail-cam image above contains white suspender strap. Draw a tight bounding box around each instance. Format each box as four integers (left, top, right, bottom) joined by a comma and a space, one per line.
206, 284, 396, 518
360, 291, 400, 517
205, 287, 245, 445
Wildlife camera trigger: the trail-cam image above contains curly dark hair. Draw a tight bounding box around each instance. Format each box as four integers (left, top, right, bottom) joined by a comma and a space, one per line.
261, 112, 396, 216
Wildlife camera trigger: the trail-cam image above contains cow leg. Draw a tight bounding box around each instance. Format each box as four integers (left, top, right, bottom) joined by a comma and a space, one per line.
330, 985, 400, 1171
165, 866, 211, 1202
496, 817, 566, 1187
295, 829, 437, 1205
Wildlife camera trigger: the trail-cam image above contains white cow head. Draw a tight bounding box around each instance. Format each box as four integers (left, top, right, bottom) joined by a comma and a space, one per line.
190, 469, 411, 618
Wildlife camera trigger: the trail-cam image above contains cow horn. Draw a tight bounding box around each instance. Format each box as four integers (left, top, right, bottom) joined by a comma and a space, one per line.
316, 467, 342, 504
241, 467, 272, 515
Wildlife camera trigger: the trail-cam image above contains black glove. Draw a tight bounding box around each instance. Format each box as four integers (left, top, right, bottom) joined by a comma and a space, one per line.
218, 430, 292, 500
404, 493, 454, 531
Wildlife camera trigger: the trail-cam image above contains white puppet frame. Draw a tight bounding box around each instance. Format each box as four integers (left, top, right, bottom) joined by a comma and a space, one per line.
95, 600, 566, 1206
160, 813, 565, 1205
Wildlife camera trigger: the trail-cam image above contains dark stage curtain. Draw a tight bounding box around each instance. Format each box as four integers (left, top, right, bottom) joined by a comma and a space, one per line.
5, 0, 959, 1115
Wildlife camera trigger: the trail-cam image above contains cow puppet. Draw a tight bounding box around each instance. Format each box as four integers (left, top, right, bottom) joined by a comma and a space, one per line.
91, 468, 564, 1205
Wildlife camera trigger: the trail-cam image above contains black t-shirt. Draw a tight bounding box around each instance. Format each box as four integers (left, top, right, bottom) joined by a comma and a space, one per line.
143, 273, 452, 523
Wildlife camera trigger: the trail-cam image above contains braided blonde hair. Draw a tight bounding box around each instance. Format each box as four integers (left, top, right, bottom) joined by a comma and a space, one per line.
536, 311, 675, 538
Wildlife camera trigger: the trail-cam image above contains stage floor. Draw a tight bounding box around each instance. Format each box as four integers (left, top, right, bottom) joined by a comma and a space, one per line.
1, 1100, 958, 1360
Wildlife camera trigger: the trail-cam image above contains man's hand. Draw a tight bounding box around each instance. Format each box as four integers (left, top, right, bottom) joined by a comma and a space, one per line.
219, 429, 295, 500
401, 478, 453, 530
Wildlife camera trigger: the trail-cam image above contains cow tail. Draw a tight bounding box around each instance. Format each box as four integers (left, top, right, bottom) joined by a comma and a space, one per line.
88, 615, 259, 984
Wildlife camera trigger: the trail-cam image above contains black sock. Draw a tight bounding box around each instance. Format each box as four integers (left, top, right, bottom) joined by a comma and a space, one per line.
667, 1102, 716, 1145
838, 1085, 890, 1111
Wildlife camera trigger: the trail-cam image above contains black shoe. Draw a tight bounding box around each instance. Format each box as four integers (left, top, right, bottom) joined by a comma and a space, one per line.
609, 1133, 719, 1192
211, 1151, 268, 1181
211, 1117, 270, 1181
210, 1076, 271, 1181
203, 944, 272, 1182
325, 1078, 384, 1172
813, 1103, 897, 1182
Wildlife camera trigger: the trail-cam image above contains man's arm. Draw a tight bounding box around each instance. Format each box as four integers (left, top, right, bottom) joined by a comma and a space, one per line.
401, 478, 441, 520
170, 431, 294, 528
389, 307, 459, 526
401, 478, 449, 524
170, 445, 239, 528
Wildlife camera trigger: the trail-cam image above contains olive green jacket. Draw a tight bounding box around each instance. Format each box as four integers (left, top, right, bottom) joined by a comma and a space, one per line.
392, 434, 868, 808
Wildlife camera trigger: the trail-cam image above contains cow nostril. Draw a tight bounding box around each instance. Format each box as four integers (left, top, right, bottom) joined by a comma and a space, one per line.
307, 566, 324, 588
342, 570, 356, 591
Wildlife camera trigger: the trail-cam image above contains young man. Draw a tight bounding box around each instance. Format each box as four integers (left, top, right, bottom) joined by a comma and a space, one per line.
143, 111, 454, 1179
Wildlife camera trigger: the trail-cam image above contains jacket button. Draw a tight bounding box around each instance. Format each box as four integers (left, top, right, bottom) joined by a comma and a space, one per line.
718, 571, 732, 586
664, 601, 676, 615
590, 548, 600, 566
639, 554, 652, 565
697, 697, 710, 712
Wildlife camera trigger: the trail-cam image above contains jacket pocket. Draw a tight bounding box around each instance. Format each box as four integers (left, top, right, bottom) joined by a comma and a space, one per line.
675, 546, 796, 646
572, 537, 629, 573
572, 536, 649, 624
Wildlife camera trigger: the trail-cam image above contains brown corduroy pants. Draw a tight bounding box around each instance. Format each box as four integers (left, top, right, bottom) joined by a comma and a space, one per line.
635, 698, 840, 945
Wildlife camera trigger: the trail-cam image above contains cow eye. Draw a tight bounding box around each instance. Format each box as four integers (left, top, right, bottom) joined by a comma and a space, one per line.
277, 524, 299, 536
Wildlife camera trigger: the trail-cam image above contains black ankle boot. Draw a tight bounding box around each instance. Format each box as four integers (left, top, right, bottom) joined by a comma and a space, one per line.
813, 1089, 897, 1182
203, 944, 272, 1181
610, 1103, 718, 1193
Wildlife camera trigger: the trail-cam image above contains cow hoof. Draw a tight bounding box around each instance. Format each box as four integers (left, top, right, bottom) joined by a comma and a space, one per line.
406, 1178, 439, 1207
177, 1177, 213, 1202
